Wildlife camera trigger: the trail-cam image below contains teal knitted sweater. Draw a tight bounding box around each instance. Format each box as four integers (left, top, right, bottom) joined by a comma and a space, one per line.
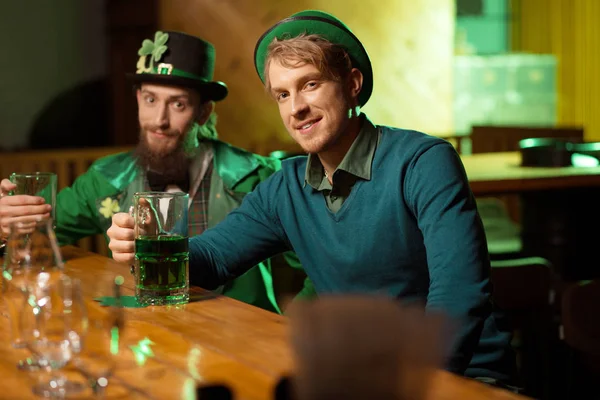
190, 126, 515, 382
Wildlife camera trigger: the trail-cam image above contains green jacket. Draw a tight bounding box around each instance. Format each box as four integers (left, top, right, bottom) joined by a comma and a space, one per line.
54, 139, 314, 313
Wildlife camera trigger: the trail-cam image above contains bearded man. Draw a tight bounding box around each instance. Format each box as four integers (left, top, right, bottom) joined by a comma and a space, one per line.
0, 31, 311, 313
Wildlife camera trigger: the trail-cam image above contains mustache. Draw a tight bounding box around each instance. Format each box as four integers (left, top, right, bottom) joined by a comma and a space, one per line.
142, 125, 181, 137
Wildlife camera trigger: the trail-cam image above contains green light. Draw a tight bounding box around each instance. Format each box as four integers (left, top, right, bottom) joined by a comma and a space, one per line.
181, 378, 196, 400
110, 326, 120, 355
571, 153, 600, 167
129, 337, 155, 366
269, 150, 288, 159
187, 347, 203, 380
2, 270, 12, 281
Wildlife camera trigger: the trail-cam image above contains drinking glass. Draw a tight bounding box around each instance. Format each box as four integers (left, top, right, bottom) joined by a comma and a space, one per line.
9, 172, 57, 223
2, 219, 64, 371
132, 191, 189, 306
20, 275, 88, 398
73, 275, 125, 399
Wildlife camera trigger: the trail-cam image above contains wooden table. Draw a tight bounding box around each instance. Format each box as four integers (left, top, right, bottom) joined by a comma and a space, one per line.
1, 246, 530, 399
461, 151, 600, 195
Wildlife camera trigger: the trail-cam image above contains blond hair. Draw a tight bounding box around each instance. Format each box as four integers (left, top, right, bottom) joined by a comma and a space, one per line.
264, 33, 353, 93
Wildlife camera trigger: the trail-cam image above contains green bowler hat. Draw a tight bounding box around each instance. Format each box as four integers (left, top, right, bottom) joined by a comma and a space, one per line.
254, 10, 373, 107
129, 30, 228, 102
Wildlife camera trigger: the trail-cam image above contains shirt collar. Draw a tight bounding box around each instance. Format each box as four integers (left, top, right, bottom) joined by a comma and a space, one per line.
304, 115, 379, 189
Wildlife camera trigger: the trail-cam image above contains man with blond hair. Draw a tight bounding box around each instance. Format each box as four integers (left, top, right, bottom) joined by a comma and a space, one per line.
108, 11, 517, 389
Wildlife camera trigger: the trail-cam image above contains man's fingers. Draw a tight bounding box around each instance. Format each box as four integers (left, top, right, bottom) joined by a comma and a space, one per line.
107, 226, 135, 241
1, 213, 51, 226
107, 213, 135, 264
1, 220, 38, 236
110, 239, 135, 263
0, 204, 51, 219
112, 251, 135, 264
109, 239, 135, 254
0, 195, 46, 206
0, 179, 16, 192
112, 212, 134, 229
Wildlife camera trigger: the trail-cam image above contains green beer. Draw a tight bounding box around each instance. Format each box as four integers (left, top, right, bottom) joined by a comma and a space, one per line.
134, 234, 189, 305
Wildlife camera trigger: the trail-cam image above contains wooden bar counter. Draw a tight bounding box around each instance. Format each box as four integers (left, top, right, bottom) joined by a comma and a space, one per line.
461, 151, 600, 195
0, 246, 530, 399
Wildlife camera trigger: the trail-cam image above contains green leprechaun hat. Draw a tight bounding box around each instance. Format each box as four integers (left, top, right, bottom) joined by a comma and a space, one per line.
129, 30, 228, 102
254, 10, 373, 107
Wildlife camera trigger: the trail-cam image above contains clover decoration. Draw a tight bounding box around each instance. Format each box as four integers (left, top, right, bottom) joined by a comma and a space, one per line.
99, 197, 121, 219
136, 31, 169, 74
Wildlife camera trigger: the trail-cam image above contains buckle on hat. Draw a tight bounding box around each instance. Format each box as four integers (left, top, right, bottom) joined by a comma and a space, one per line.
157, 63, 173, 75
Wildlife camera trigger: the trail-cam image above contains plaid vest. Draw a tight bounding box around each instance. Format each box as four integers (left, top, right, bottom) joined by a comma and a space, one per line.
188, 161, 213, 237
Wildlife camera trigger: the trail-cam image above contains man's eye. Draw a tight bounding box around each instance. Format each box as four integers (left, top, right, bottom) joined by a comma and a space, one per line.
145, 97, 155, 103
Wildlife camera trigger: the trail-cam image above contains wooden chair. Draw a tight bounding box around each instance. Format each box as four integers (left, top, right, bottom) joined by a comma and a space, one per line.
479, 198, 522, 260
0, 146, 132, 256
470, 126, 584, 256
560, 280, 600, 398
490, 257, 555, 399
437, 134, 466, 155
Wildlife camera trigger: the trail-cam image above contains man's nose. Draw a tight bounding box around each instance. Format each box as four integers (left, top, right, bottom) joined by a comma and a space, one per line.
154, 104, 169, 128
291, 94, 309, 118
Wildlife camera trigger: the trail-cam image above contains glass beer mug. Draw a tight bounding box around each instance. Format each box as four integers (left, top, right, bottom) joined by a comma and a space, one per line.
9, 172, 57, 223
132, 192, 189, 306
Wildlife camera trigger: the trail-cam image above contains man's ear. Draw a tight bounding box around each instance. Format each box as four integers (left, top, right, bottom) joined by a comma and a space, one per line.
196, 101, 215, 125
135, 88, 143, 105
347, 68, 363, 101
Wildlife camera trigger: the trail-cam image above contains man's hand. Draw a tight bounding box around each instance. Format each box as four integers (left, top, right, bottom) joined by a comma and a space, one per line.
108, 212, 135, 263
0, 179, 52, 240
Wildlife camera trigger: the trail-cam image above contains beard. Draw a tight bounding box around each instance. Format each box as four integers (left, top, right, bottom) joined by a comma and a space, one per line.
133, 126, 192, 182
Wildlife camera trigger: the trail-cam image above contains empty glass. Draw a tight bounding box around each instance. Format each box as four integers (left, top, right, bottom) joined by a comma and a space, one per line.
73, 275, 125, 399
2, 219, 64, 370
20, 275, 88, 398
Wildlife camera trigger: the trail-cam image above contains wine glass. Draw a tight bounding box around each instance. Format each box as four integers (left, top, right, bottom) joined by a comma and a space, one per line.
20, 274, 88, 398
2, 219, 64, 371
72, 275, 125, 399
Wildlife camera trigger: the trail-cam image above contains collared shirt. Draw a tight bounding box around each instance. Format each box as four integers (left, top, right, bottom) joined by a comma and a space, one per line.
304, 116, 380, 212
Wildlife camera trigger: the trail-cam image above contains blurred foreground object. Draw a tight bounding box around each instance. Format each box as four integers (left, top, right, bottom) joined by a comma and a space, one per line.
286, 296, 448, 400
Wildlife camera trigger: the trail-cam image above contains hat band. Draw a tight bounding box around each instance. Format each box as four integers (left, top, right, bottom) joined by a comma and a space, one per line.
139, 63, 209, 82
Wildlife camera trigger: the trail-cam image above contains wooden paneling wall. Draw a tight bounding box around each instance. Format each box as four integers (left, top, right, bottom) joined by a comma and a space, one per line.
511, 0, 600, 141
158, 0, 455, 155
0, 146, 133, 256
107, 0, 158, 146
